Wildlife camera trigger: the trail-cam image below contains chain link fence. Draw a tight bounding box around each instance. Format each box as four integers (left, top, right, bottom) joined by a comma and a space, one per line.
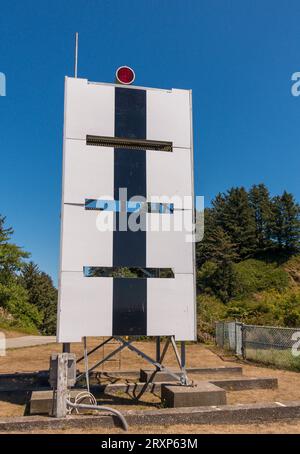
215, 321, 300, 371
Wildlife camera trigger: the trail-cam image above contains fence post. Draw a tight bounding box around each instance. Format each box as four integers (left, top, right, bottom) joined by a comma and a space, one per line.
241, 323, 245, 359
235, 320, 237, 354
222, 322, 224, 348
215, 322, 217, 346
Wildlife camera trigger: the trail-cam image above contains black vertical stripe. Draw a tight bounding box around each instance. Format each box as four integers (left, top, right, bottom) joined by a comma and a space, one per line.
115, 87, 146, 139
113, 278, 147, 336
113, 212, 146, 267
114, 149, 146, 200
113, 87, 147, 336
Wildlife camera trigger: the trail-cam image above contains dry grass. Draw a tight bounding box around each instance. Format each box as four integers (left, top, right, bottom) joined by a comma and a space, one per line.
0, 328, 30, 339
1, 340, 300, 433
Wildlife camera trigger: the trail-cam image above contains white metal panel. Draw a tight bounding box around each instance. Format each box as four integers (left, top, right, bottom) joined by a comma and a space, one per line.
58, 77, 196, 342
146, 211, 194, 274
64, 77, 115, 140
147, 274, 195, 341
63, 142, 193, 205
147, 147, 193, 201
147, 89, 191, 148
63, 139, 114, 203
61, 204, 113, 271
57, 272, 113, 342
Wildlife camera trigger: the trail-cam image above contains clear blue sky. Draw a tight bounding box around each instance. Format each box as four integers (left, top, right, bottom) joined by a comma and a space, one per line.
0, 0, 300, 284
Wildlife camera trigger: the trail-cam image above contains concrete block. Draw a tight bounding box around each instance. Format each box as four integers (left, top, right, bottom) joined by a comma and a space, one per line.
140, 369, 179, 383
190, 366, 243, 376
29, 389, 89, 415
161, 382, 227, 408
30, 390, 54, 415
3, 401, 300, 431
210, 377, 278, 391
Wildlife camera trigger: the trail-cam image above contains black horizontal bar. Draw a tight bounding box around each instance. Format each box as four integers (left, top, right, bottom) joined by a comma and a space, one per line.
86, 135, 172, 152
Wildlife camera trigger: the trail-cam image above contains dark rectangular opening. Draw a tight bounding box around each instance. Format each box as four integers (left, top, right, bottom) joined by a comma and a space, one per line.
86, 135, 172, 152
83, 266, 174, 278
85, 199, 174, 213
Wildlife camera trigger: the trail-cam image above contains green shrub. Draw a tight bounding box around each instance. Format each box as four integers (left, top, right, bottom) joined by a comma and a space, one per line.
0, 282, 42, 332
197, 295, 227, 337
233, 259, 289, 297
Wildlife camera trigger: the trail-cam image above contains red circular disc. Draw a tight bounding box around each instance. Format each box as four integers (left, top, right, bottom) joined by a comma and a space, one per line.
116, 66, 135, 85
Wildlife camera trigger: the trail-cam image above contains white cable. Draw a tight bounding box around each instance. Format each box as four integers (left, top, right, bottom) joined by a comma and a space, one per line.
70, 391, 97, 414
66, 392, 128, 431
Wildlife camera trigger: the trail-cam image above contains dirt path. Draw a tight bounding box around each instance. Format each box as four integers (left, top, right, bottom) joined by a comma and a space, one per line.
6, 336, 56, 350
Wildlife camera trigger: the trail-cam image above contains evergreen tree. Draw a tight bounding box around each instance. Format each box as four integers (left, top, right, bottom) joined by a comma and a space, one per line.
197, 209, 237, 266
0, 216, 41, 331
197, 215, 238, 303
271, 192, 300, 252
212, 187, 257, 258
248, 184, 273, 250
19, 262, 57, 335
0, 215, 29, 283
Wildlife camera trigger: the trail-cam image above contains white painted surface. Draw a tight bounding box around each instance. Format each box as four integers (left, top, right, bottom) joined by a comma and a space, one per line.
147, 274, 195, 341
146, 212, 194, 274
147, 147, 192, 201
147, 89, 191, 148
58, 77, 196, 342
63, 141, 192, 204
60, 204, 113, 271
65, 78, 115, 140
63, 139, 114, 203
57, 272, 113, 342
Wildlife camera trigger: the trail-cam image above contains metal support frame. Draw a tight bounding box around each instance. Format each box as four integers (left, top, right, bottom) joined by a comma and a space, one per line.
156, 336, 161, 363
83, 336, 90, 393
76, 336, 190, 386
180, 341, 187, 385
77, 337, 113, 363
76, 338, 129, 382
62, 343, 70, 353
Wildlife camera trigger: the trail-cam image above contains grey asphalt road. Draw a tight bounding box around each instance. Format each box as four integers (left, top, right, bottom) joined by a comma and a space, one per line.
5, 336, 57, 349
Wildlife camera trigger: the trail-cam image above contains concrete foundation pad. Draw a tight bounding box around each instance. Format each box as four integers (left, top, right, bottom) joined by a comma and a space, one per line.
161, 382, 227, 408
0, 372, 49, 392
30, 390, 54, 415
0, 367, 243, 391
104, 382, 172, 395
30, 389, 89, 415
140, 369, 179, 383
104, 375, 277, 395
2, 401, 300, 431
210, 377, 278, 391
186, 366, 243, 376
139, 366, 243, 384
29, 375, 278, 414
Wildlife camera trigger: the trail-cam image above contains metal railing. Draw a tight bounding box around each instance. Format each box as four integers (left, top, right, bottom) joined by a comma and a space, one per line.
215, 321, 300, 371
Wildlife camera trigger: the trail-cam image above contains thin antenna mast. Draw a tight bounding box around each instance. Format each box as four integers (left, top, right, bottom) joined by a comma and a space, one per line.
74, 32, 79, 78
